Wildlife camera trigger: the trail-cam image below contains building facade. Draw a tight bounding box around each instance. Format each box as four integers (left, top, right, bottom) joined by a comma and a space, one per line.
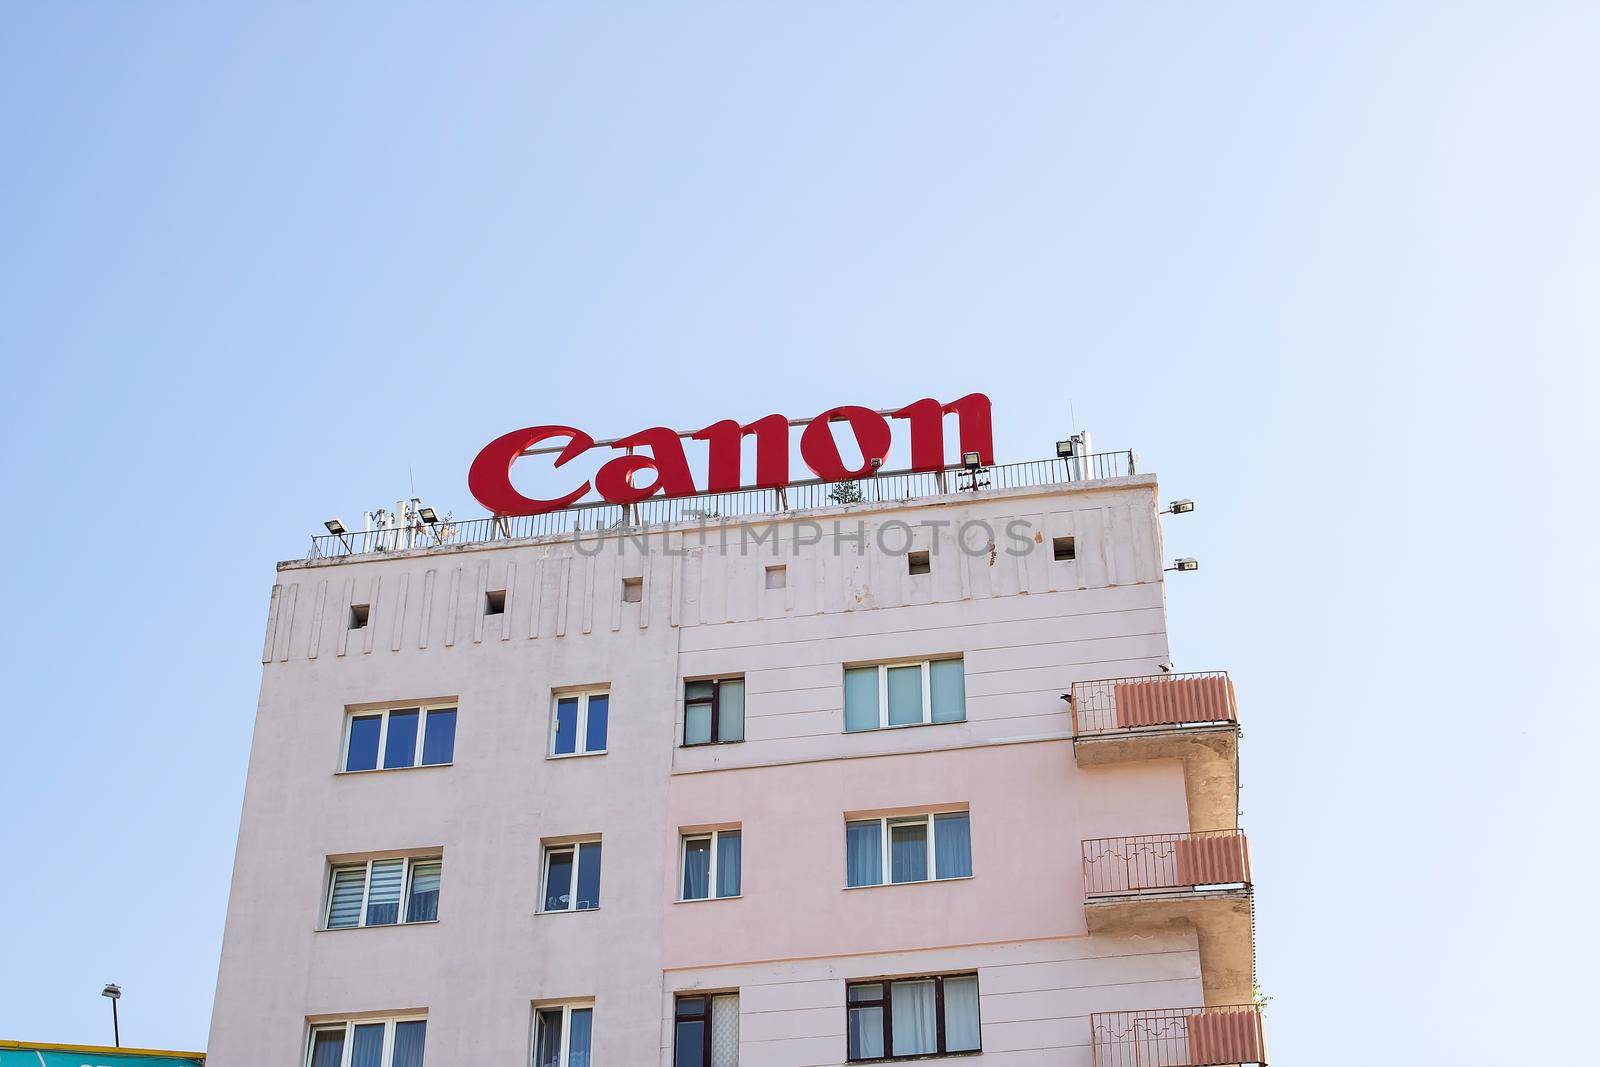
208, 457, 1265, 1066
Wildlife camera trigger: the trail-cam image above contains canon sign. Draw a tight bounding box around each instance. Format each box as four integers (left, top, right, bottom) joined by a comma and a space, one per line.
469, 393, 995, 517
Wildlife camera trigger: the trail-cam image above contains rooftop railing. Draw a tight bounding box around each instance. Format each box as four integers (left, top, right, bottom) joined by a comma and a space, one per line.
305, 450, 1136, 560
1082, 830, 1252, 898
1090, 1004, 1267, 1067
1070, 671, 1237, 737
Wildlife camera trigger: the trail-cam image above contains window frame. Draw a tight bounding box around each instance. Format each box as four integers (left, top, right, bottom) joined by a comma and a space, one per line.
305, 1015, 427, 1067
341, 703, 457, 773
843, 658, 965, 732
532, 1001, 594, 1067
540, 838, 602, 913
674, 991, 739, 1067
323, 855, 443, 930
682, 676, 745, 747
679, 828, 742, 902
845, 973, 980, 1062
548, 689, 610, 759
844, 811, 971, 888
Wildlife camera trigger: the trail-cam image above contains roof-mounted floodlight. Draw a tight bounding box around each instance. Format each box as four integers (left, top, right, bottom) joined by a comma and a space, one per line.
417, 506, 439, 524
961, 451, 983, 471
324, 519, 347, 536
1056, 439, 1075, 459
1165, 558, 1199, 572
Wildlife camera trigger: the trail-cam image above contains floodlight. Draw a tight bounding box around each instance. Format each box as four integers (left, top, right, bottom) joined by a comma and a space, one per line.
324, 519, 346, 536
1166, 499, 1195, 514
1056, 439, 1075, 459
1167, 558, 1199, 572
417, 507, 439, 524
961, 451, 982, 471
102, 984, 120, 1000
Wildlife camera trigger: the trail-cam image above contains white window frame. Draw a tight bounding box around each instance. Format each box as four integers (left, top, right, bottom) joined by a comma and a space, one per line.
531, 1001, 594, 1067
341, 703, 457, 772
845, 658, 963, 731
679, 828, 741, 901
540, 839, 601, 913
845, 811, 970, 888
324, 855, 442, 929
305, 1015, 427, 1067
548, 690, 610, 758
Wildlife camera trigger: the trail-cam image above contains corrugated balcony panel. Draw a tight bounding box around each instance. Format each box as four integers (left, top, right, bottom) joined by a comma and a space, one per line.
1082, 831, 1251, 897
1113, 675, 1237, 729
1090, 1005, 1267, 1067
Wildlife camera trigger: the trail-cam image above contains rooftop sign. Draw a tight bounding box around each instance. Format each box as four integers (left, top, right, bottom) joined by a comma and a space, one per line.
469, 393, 995, 517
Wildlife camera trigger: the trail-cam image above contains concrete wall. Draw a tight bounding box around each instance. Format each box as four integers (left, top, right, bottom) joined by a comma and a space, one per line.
209, 478, 1194, 1065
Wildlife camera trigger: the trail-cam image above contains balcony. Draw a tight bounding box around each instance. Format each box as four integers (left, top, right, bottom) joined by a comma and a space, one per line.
1081, 831, 1255, 1006
1070, 672, 1241, 832
1090, 1004, 1267, 1066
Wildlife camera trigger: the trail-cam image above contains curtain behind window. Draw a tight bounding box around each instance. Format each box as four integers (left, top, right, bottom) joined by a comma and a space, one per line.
715, 833, 742, 898
407, 862, 441, 923
567, 1008, 593, 1067
717, 681, 744, 742
890, 980, 937, 1055
535, 1010, 563, 1067
887, 665, 923, 725
365, 859, 404, 925
710, 995, 739, 1067
845, 821, 882, 887
349, 1023, 384, 1067
942, 976, 981, 1052
309, 1030, 345, 1067
890, 821, 928, 883
683, 837, 712, 899
935, 813, 972, 879
327, 867, 365, 929
391, 1021, 427, 1067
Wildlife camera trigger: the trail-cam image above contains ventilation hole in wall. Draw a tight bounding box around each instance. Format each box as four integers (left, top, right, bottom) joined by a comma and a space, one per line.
485, 590, 507, 616
1053, 536, 1076, 562
765, 565, 787, 590
907, 550, 931, 576
348, 604, 370, 629
621, 577, 643, 603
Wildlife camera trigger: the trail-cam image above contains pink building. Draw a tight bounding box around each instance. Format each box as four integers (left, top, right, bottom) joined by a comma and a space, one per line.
208, 451, 1265, 1066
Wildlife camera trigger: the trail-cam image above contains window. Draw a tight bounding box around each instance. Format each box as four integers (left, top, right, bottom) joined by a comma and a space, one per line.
348, 604, 370, 629
846, 974, 980, 1061
343, 705, 456, 772
307, 1017, 427, 1067
675, 993, 739, 1067
533, 1003, 593, 1067
324, 856, 442, 928
1052, 536, 1075, 562
683, 677, 744, 746
486, 589, 507, 615
844, 659, 965, 732
764, 565, 786, 589
907, 550, 931, 575
542, 840, 602, 912
680, 830, 741, 900
550, 691, 609, 757
622, 576, 643, 603
845, 812, 971, 887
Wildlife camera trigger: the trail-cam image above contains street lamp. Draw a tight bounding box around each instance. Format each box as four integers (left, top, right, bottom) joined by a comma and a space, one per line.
101, 983, 121, 1047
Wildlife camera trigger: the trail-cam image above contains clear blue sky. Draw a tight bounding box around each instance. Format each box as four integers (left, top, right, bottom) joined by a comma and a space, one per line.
1, 3, 1594, 1061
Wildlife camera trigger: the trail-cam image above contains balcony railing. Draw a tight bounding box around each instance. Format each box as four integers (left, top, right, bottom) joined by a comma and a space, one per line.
1070, 671, 1237, 737
305, 451, 1137, 560
1091, 1005, 1267, 1067
1082, 830, 1252, 898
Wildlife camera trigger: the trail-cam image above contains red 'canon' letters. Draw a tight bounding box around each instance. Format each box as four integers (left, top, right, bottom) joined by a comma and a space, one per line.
468, 393, 994, 516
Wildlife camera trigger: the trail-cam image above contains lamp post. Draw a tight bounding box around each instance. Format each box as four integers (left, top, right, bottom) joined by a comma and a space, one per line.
101, 983, 121, 1047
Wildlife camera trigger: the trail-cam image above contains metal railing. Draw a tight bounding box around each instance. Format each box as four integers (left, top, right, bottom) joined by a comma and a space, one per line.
306, 450, 1136, 560
1082, 830, 1251, 898
1070, 670, 1236, 737
1090, 1005, 1267, 1067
